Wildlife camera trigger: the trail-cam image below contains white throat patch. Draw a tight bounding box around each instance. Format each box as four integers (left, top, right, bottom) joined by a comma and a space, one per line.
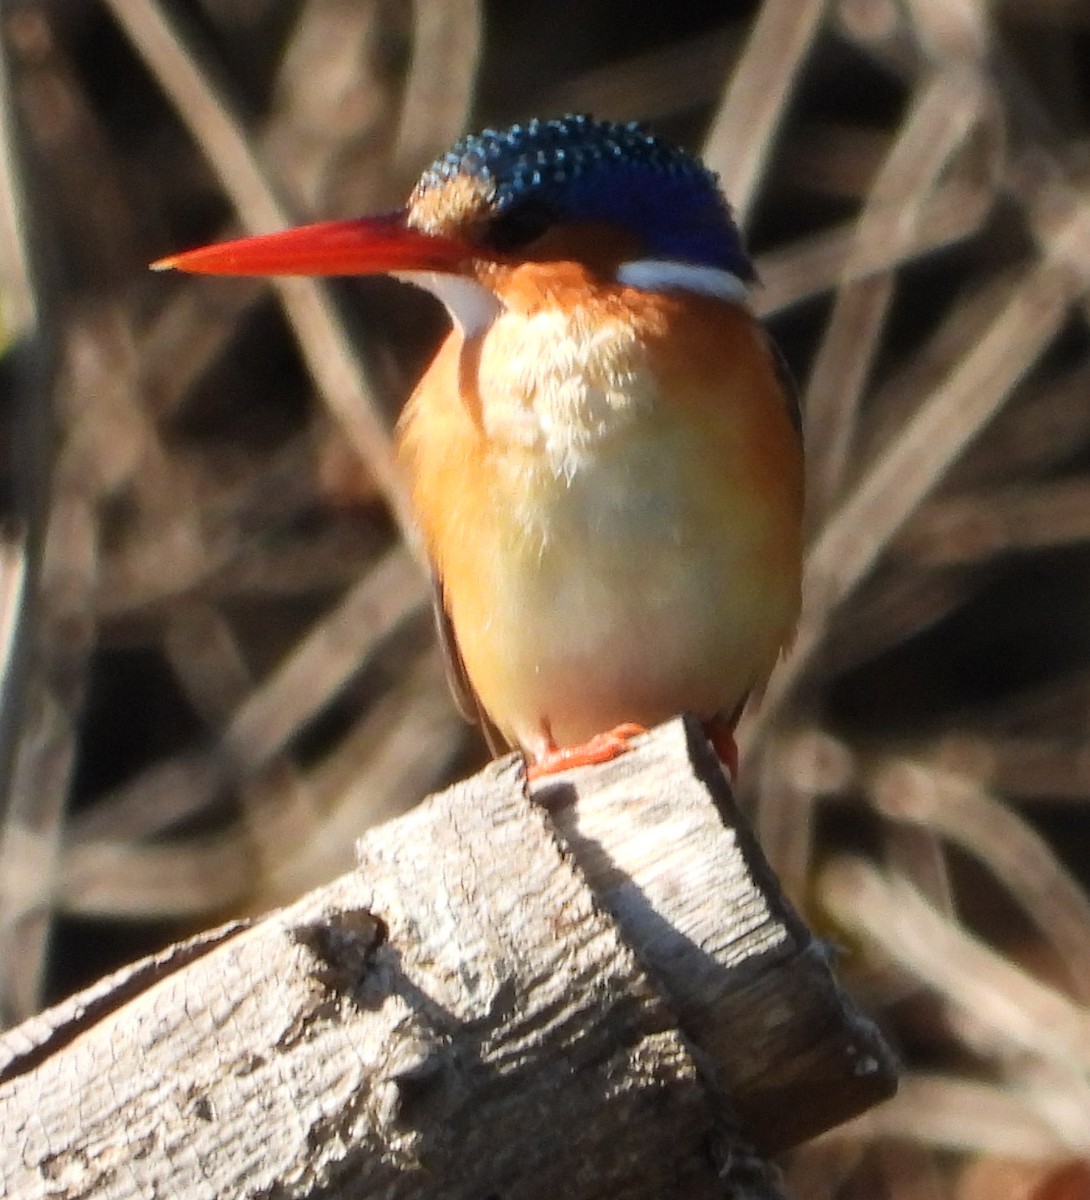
396, 271, 503, 337
616, 259, 751, 304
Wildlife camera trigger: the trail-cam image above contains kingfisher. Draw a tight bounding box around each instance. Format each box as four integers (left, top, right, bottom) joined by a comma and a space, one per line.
154, 115, 804, 781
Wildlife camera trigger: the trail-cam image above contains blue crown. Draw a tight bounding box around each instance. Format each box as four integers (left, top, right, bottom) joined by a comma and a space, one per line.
415, 115, 753, 280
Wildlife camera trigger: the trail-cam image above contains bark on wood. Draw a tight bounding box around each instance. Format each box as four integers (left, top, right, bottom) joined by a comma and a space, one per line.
0, 716, 896, 1199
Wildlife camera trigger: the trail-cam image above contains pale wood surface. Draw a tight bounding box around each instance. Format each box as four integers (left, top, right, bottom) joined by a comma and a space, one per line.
534, 717, 895, 1152
1, 718, 894, 1198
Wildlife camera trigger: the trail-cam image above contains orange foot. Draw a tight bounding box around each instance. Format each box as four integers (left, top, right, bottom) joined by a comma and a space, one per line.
703, 716, 739, 781
526, 723, 647, 781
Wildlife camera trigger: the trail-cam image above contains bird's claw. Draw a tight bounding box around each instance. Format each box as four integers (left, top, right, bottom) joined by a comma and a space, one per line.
525, 722, 647, 780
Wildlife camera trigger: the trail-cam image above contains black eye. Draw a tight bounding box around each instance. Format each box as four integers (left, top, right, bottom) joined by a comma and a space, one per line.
483, 199, 554, 251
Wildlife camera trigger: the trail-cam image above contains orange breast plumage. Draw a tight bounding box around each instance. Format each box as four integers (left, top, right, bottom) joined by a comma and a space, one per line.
397, 265, 803, 760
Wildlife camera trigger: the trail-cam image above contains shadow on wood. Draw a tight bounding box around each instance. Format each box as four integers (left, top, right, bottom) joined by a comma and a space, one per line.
0, 716, 895, 1199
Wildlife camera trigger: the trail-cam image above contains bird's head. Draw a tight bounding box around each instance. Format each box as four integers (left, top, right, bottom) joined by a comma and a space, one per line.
154, 115, 753, 332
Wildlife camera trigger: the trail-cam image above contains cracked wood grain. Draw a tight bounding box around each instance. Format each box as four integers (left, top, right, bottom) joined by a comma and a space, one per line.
1, 717, 894, 1199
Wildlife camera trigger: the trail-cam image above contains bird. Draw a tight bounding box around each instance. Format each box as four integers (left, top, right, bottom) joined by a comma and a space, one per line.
153, 114, 804, 782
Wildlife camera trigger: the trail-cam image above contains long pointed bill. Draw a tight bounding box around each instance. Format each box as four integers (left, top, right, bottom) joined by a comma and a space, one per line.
151, 211, 481, 277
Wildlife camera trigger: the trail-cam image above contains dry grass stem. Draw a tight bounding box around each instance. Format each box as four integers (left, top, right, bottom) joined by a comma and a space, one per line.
873, 762, 1090, 1004
80, 546, 425, 849
901, 479, 1090, 563
823, 860, 1090, 1070
703, 0, 826, 228
104, 0, 415, 537
62, 830, 253, 918
0, 22, 35, 335
392, 1, 481, 185
930, 735, 1090, 804
804, 71, 993, 509
755, 174, 993, 316
543, 25, 742, 122
834, 1074, 1064, 1159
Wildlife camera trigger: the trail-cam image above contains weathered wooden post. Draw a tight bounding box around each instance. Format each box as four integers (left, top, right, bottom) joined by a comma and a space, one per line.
1, 717, 895, 1199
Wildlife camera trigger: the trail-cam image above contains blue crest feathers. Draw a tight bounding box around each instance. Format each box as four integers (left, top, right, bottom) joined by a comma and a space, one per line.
414, 115, 753, 279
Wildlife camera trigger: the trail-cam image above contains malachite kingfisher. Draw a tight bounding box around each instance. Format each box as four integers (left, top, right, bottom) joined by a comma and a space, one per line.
154, 115, 804, 781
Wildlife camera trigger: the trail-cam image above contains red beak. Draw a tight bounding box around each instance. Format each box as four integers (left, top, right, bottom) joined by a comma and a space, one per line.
151, 210, 481, 276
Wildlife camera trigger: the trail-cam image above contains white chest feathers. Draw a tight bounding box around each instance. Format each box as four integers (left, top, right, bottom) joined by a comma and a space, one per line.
473, 307, 656, 477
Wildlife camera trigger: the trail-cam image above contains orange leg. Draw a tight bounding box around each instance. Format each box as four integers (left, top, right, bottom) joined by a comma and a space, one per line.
703, 715, 739, 781
525, 722, 647, 780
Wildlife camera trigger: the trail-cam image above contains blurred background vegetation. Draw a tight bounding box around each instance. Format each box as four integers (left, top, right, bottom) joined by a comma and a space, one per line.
2, 1, 1090, 1197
